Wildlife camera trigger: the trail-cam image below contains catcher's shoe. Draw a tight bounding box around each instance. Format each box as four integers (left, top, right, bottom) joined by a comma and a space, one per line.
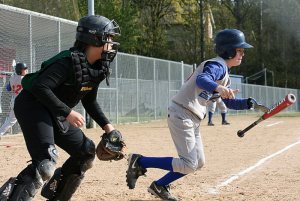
148, 181, 178, 201
126, 153, 147, 189
222, 121, 230, 125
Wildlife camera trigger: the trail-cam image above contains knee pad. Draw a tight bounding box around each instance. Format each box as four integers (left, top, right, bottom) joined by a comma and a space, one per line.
37, 159, 56, 181
37, 144, 58, 181
82, 137, 96, 155
59, 138, 95, 177
80, 138, 96, 172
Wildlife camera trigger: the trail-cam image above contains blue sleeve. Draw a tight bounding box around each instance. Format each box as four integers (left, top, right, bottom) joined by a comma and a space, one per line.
196, 61, 226, 92
6, 83, 11, 91
223, 98, 250, 110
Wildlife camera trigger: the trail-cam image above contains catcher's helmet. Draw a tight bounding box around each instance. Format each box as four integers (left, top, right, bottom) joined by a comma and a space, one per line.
76, 15, 120, 47
15, 62, 27, 75
214, 29, 253, 59
76, 15, 121, 64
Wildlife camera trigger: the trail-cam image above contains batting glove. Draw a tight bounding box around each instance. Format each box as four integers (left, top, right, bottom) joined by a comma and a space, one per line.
247, 98, 269, 113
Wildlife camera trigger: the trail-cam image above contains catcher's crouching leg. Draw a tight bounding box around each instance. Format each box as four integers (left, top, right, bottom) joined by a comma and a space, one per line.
0, 145, 57, 201
41, 138, 95, 201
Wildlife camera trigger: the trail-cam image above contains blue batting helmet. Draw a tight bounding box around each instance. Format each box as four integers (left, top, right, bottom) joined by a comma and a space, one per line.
214, 29, 253, 59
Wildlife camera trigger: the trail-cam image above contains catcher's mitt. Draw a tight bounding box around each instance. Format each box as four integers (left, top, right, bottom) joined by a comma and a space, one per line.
96, 130, 126, 161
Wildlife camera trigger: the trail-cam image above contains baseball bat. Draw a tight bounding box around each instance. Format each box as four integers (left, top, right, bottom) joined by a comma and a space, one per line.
237, 93, 297, 138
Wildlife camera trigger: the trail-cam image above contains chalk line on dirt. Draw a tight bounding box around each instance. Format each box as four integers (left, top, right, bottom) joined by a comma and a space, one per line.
207, 139, 300, 194
266, 121, 283, 127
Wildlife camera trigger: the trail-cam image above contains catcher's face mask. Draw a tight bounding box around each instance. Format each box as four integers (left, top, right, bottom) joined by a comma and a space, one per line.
99, 20, 120, 64
97, 21, 120, 86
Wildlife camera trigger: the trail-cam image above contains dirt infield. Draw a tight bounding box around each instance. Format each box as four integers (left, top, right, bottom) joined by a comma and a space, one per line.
1, 114, 300, 201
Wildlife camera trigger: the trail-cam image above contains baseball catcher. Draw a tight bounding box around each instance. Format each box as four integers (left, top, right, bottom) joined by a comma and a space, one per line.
0, 15, 122, 201
96, 129, 126, 161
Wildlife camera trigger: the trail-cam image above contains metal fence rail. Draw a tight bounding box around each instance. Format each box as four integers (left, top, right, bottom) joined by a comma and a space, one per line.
0, 4, 298, 134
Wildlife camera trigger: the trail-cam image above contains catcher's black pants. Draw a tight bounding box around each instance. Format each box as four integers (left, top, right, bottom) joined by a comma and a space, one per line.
14, 90, 90, 171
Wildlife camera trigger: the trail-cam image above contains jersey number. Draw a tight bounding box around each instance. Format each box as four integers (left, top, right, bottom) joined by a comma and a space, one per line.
12, 84, 22, 95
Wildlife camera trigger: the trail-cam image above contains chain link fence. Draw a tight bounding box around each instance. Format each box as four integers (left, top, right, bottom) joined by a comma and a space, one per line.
0, 4, 298, 134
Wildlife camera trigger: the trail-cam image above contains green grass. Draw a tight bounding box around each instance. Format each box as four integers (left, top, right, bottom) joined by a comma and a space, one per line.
273, 112, 300, 117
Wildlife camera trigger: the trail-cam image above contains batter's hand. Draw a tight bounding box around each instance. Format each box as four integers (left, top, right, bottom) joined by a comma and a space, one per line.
66, 110, 85, 128
215, 85, 239, 99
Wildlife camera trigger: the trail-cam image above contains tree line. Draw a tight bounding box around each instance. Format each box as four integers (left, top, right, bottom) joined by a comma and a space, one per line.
2, 0, 300, 88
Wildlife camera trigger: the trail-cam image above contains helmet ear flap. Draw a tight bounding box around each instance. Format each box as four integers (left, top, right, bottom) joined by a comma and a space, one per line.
227, 49, 236, 59
214, 45, 224, 57
215, 45, 236, 59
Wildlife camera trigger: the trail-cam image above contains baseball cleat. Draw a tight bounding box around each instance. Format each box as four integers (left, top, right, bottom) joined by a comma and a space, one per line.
222, 121, 230, 125
148, 181, 178, 201
208, 122, 215, 126
126, 153, 147, 189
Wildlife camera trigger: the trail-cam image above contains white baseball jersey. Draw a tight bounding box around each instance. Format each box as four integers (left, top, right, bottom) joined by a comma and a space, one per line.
9, 74, 24, 99
172, 57, 229, 119
0, 74, 24, 136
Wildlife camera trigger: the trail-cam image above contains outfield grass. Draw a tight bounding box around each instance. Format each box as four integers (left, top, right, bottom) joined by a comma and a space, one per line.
274, 112, 300, 117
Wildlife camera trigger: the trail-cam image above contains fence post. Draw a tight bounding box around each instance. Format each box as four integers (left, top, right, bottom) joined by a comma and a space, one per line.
57, 21, 61, 52
115, 54, 119, 124
168, 62, 171, 105
153, 60, 157, 119
28, 15, 33, 73
181, 61, 184, 85
136, 56, 139, 122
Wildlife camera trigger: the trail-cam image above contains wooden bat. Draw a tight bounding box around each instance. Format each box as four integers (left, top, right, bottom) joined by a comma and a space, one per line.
237, 93, 297, 137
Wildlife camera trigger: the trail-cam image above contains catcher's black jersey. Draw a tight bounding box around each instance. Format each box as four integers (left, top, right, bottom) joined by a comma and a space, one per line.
24, 56, 109, 128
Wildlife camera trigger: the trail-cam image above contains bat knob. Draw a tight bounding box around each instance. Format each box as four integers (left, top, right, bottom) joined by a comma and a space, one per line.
237, 130, 245, 138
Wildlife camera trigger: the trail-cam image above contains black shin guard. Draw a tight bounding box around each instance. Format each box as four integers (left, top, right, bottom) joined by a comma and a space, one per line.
41, 169, 84, 201
0, 177, 17, 200
41, 168, 62, 199
42, 138, 95, 201
9, 166, 44, 201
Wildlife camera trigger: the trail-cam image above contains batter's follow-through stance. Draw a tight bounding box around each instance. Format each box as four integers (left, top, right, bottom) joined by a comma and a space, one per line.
0, 15, 125, 200
126, 29, 268, 201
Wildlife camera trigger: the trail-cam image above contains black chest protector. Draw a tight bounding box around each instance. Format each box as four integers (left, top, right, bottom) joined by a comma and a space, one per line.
22, 49, 109, 108
71, 50, 109, 89
56, 50, 110, 108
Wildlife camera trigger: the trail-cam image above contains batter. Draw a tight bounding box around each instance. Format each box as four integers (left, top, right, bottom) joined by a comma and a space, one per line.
126, 29, 262, 201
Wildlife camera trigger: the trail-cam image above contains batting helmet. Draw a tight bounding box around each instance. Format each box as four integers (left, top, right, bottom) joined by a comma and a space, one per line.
214, 29, 253, 59
76, 15, 120, 47
15, 62, 27, 75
